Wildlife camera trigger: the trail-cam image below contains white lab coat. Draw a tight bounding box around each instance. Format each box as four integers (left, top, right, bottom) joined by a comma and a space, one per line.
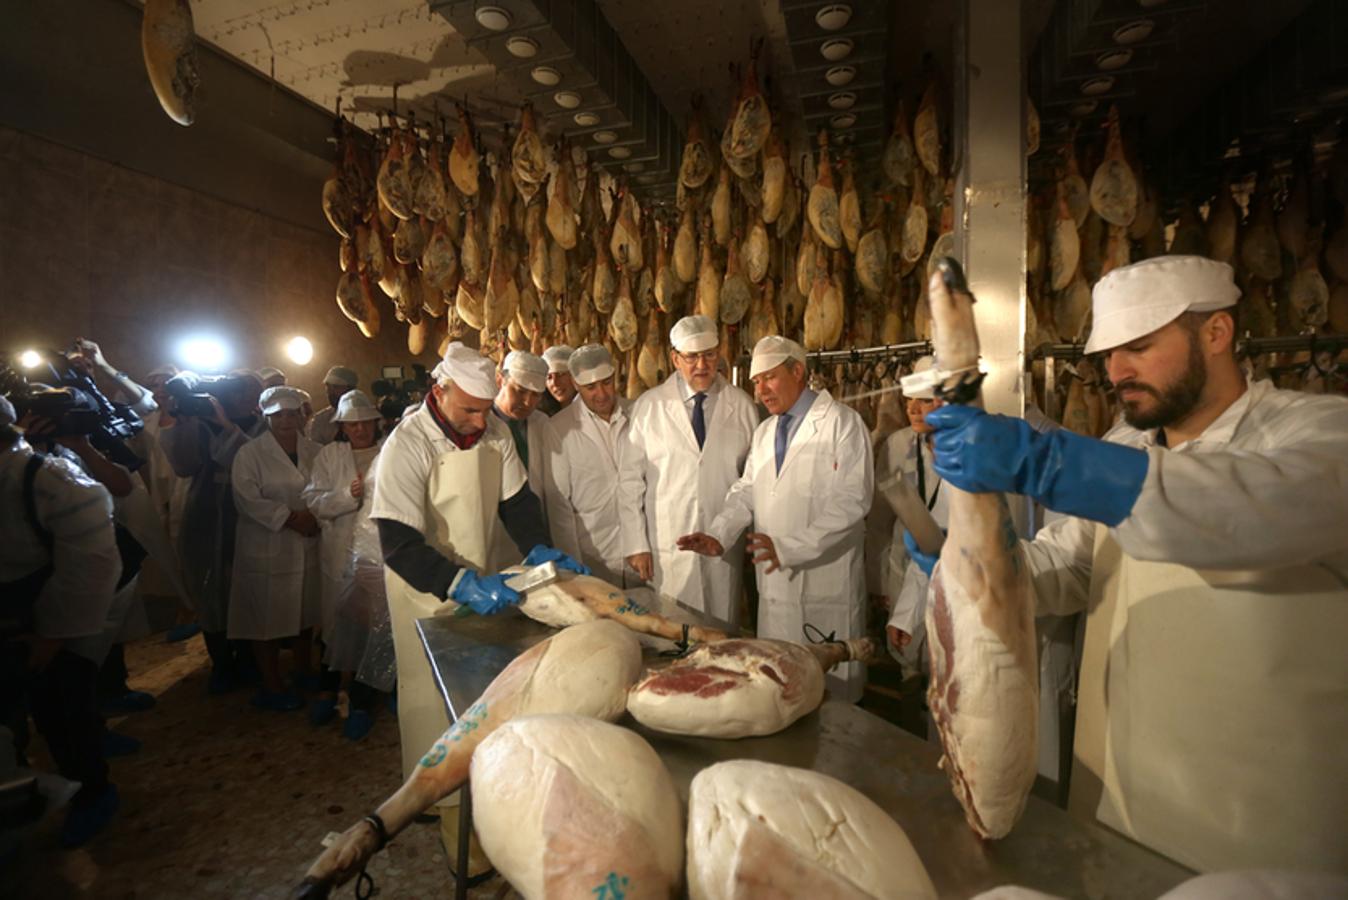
487, 408, 550, 571
709, 391, 874, 700
308, 406, 340, 445
226, 430, 322, 641
618, 374, 758, 623
1024, 378, 1348, 872
542, 397, 632, 585
301, 439, 382, 644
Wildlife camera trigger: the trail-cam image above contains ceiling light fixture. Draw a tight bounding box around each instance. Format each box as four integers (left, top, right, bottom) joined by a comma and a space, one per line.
1080, 76, 1115, 96
636, 173, 659, 185
830, 112, 856, 129
1096, 48, 1133, 70
1112, 19, 1154, 44
573, 111, 600, 127
505, 36, 539, 58
474, 5, 512, 31
593, 130, 618, 144
608, 146, 632, 159
825, 65, 856, 86
1069, 100, 1099, 117
820, 38, 853, 61
554, 90, 581, 109
531, 66, 561, 86
623, 161, 644, 173
815, 4, 852, 31
827, 91, 856, 110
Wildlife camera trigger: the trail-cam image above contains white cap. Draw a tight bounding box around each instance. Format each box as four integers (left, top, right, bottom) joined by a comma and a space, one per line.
902, 356, 937, 400
257, 365, 286, 382
1085, 256, 1241, 355
502, 350, 548, 394
542, 345, 575, 374
145, 363, 179, 380
749, 335, 807, 379
259, 386, 310, 415
323, 365, 359, 387
670, 315, 718, 353
432, 342, 497, 399
0, 395, 15, 428
567, 344, 616, 386
333, 389, 381, 423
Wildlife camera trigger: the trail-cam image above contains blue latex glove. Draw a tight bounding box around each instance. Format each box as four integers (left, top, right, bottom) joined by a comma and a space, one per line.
523, 544, 590, 576
926, 405, 1149, 526
451, 571, 521, 615
903, 530, 939, 578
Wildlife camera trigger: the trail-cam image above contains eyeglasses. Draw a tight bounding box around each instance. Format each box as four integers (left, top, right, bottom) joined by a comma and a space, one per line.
677, 349, 718, 364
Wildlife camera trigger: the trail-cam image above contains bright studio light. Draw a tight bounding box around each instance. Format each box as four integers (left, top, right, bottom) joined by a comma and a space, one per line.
286, 336, 314, 365
19, 349, 43, 369
178, 336, 230, 372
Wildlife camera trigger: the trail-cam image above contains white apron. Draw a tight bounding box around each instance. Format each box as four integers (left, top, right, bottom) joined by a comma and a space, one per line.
1070, 529, 1348, 873
384, 442, 501, 792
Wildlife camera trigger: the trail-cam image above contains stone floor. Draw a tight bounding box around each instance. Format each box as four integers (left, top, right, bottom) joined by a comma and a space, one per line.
6, 632, 498, 899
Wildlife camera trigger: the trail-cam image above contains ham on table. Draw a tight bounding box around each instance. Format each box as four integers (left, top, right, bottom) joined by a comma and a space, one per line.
626, 637, 871, 739
686, 760, 936, 900
472, 715, 683, 900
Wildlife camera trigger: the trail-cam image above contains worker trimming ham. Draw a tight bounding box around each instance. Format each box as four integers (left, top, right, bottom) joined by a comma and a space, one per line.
368, 342, 586, 788
920, 256, 1348, 872
680, 335, 875, 701
618, 315, 759, 625
542, 344, 633, 585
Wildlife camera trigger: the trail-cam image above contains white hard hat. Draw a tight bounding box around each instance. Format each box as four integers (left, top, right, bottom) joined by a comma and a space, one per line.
259, 386, 309, 415
1085, 256, 1240, 355
568, 344, 615, 386
257, 365, 286, 382
670, 315, 718, 353
432, 342, 497, 400
902, 356, 937, 400
749, 335, 807, 379
503, 350, 548, 394
542, 345, 576, 374
323, 365, 359, 387
333, 389, 381, 423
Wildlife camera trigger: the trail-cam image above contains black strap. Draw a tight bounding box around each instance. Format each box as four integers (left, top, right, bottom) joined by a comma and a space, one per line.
23, 453, 53, 553
363, 812, 390, 850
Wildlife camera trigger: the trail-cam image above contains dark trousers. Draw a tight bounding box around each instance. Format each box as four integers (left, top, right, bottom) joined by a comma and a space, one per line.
19, 648, 109, 804
202, 629, 254, 677
98, 642, 129, 700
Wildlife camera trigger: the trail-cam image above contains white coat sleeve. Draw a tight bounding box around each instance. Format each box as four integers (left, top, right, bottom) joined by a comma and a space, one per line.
210, 422, 252, 470
1113, 411, 1348, 569
1023, 513, 1096, 617
772, 412, 876, 571
302, 446, 359, 522
616, 415, 653, 557
34, 460, 121, 640
159, 418, 208, 478
231, 444, 292, 533
541, 422, 583, 562
707, 443, 760, 552
886, 565, 928, 635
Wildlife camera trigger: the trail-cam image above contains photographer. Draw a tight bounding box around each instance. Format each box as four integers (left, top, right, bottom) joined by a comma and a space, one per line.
0, 396, 123, 847
160, 369, 267, 694
68, 338, 158, 418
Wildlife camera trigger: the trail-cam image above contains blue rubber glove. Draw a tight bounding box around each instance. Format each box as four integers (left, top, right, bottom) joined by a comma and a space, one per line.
903, 530, 939, 578
926, 405, 1149, 526
523, 544, 591, 576
451, 571, 521, 615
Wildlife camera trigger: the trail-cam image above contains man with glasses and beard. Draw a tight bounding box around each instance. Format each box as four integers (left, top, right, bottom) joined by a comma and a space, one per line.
918, 256, 1348, 874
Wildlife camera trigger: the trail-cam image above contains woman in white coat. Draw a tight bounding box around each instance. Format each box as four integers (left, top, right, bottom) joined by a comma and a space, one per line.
300, 390, 384, 734
227, 386, 322, 711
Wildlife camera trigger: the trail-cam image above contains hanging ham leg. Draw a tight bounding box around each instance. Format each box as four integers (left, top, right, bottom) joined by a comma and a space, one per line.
295, 620, 642, 896
923, 259, 1038, 840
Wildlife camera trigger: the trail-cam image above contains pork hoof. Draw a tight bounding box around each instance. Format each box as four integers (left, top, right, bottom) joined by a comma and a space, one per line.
291, 877, 330, 900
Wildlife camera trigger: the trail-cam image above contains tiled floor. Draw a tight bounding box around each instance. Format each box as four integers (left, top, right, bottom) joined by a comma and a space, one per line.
8, 633, 500, 899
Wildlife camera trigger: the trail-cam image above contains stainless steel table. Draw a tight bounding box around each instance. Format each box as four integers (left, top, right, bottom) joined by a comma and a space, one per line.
416, 611, 1192, 899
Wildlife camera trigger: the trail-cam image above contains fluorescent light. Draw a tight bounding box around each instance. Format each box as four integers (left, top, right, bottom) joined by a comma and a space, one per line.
285, 336, 314, 365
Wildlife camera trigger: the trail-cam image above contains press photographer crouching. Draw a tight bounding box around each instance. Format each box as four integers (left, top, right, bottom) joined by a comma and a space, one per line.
159, 368, 267, 694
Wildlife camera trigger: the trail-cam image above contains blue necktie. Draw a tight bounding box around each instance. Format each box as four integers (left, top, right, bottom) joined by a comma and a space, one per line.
692, 392, 706, 449
775, 412, 793, 473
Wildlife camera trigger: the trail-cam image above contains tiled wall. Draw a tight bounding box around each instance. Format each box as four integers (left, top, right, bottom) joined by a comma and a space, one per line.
0, 125, 435, 405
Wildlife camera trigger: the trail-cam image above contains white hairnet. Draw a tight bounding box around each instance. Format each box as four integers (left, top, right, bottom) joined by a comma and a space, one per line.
749, 335, 806, 379
542, 345, 576, 374
567, 344, 616, 386
503, 350, 548, 393
670, 315, 718, 353
432, 342, 497, 399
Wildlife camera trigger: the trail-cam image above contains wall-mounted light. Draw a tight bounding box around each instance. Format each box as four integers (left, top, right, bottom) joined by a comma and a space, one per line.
820, 38, 853, 61
1096, 48, 1133, 70
474, 5, 512, 31
608, 146, 632, 159
827, 92, 856, 110
830, 112, 857, 129
573, 111, 601, 126
531, 66, 561, 86
1080, 76, 1115, 96
1112, 19, 1154, 44
815, 4, 852, 30
593, 130, 618, 144
506, 36, 539, 58
554, 90, 581, 109
825, 65, 855, 86
285, 336, 314, 366
18, 349, 42, 369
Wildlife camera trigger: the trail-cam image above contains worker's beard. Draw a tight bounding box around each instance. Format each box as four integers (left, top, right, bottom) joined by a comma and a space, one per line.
1115, 336, 1207, 431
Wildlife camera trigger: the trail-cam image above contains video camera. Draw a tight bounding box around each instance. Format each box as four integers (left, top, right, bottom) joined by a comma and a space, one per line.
0, 349, 144, 470
163, 370, 248, 418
